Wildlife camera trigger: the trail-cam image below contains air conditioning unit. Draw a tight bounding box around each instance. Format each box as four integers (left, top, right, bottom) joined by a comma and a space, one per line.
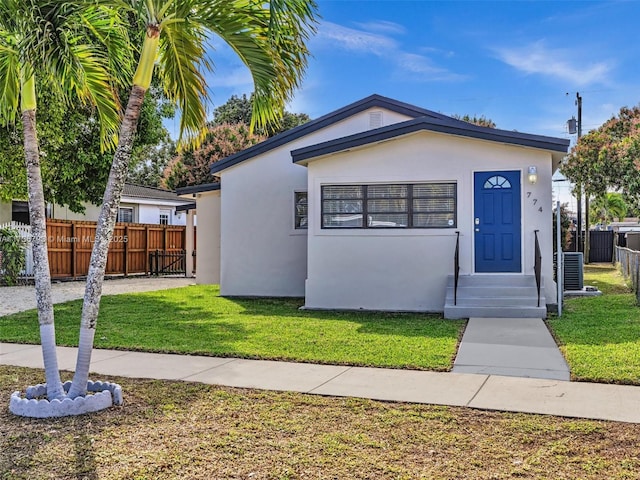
563, 252, 584, 291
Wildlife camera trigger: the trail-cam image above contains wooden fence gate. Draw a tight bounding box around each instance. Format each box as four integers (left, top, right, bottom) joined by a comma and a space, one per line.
46, 220, 190, 278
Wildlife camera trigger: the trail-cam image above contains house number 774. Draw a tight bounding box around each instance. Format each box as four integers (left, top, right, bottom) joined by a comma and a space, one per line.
526, 192, 542, 212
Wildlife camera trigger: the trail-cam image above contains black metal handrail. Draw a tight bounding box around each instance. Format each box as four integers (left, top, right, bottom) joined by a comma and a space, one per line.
534, 230, 542, 307
454, 231, 460, 305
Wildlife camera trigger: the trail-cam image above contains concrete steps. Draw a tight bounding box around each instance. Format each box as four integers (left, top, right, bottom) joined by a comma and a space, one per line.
444, 274, 546, 319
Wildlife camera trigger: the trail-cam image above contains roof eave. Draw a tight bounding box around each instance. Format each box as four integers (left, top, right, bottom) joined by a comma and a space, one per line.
209, 94, 452, 175
175, 182, 221, 196
292, 119, 570, 165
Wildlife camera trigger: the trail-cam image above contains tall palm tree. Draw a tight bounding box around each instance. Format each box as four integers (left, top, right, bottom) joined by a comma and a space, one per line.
67, 0, 318, 398
590, 192, 627, 226
0, 0, 130, 401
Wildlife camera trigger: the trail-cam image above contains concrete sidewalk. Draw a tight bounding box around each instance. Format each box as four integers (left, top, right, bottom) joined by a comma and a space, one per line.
3, 342, 640, 424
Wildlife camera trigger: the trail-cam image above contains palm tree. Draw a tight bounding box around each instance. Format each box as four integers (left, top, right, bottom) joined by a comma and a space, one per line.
66, 0, 318, 399
590, 192, 627, 226
0, 0, 130, 401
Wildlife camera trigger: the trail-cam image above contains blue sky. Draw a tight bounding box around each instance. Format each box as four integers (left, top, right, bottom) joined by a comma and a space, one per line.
175, 1, 640, 208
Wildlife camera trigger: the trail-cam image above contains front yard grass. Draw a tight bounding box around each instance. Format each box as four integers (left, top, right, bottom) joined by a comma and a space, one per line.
548, 263, 640, 384
0, 286, 464, 371
3, 365, 640, 480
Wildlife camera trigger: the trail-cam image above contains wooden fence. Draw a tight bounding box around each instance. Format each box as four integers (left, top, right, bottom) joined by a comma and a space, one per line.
46, 220, 189, 278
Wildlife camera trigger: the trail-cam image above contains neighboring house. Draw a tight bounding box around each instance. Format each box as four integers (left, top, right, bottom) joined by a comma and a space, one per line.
178, 94, 569, 318
0, 184, 191, 226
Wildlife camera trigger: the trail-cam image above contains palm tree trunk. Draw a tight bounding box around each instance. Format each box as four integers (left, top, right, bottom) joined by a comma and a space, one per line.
67, 85, 147, 399
22, 107, 65, 400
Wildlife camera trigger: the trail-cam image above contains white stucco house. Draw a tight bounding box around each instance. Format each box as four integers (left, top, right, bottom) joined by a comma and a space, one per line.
178, 95, 569, 318
1, 184, 191, 226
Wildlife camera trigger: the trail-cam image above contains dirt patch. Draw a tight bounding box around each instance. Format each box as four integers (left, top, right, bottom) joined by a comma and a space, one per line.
2, 365, 640, 479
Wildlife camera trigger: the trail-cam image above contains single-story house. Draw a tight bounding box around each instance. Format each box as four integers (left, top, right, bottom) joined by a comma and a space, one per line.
178, 94, 569, 318
0, 184, 192, 226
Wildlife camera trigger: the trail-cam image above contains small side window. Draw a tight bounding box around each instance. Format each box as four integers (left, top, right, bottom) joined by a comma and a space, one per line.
117, 207, 134, 223
294, 192, 308, 229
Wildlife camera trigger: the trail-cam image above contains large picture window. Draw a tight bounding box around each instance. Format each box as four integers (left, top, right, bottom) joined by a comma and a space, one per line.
321, 183, 456, 229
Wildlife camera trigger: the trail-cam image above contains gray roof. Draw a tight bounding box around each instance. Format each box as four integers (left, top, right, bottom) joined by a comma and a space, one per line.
210, 94, 456, 175
123, 184, 184, 202
210, 94, 570, 174
292, 116, 570, 164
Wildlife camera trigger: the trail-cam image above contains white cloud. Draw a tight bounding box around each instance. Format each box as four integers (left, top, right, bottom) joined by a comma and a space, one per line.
353, 20, 406, 35
316, 21, 397, 55
395, 53, 466, 81
206, 67, 253, 89
494, 41, 612, 86
315, 21, 463, 82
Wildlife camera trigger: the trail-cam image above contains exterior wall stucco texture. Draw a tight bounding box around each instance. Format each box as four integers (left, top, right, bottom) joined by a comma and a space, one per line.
0, 202, 11, 224
195, 191, 221, 284
304, 130, 557, 312
218, 108, 413, 297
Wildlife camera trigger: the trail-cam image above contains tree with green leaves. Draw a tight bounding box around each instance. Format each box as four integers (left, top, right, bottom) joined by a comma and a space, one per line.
451, 114, 496, 128
65, 0, 318, 402
562, 106, 640, 202
162, 123, 265, 189
590, 192, 627, 226
212, 93, 310, 136
3, 0, 317, 416
0, 0, 130, 406
0, 83, 174, 212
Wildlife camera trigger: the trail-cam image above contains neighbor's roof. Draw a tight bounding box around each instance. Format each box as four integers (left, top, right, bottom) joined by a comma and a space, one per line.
291, 116, 571, 164
123, 184, 185, 202
210, 94, 456, 175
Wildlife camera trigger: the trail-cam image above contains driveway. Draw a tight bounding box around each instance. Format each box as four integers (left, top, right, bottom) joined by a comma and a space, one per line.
0, 276, 194, 317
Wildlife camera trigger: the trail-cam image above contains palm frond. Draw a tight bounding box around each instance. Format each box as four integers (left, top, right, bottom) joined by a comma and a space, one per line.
157, 13, 209, 147
199, 0, 318, 132
19, 0, 133, 150
0, 29, 20, 125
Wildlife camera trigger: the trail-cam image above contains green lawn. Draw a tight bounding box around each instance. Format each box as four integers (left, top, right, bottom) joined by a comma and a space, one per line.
0, 286, 464, 371
548, 263, 640, 384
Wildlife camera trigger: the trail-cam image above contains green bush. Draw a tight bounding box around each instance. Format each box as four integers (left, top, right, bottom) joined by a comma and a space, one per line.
0, 227, 27, 286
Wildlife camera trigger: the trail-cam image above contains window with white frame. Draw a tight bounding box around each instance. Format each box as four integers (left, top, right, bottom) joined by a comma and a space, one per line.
117, 207, 134, 223
294, 192, 308, 229
159, 209, 171, 225
321, 183, 456, 229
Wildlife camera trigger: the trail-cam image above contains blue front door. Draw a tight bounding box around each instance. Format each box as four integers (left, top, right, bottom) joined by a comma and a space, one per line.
474, 171, 521, 273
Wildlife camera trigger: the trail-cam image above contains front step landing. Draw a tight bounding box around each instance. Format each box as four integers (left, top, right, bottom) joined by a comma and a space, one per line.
444, 275, 546, 319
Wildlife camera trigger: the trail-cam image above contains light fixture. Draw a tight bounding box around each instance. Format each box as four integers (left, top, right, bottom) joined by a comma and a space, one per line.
528, 166, 538, 185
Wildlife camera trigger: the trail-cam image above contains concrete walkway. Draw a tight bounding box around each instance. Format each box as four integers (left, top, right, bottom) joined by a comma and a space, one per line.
3, 342, 640, 424
453, 317, 571, 381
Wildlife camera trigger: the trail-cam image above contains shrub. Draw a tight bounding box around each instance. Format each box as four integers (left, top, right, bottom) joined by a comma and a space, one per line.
0, 227, 27, 286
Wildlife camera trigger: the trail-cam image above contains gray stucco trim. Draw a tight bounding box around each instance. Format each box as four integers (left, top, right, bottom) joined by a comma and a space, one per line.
175, 182, 221, 195
291, 117, 571, 164
210, 94, 455, 175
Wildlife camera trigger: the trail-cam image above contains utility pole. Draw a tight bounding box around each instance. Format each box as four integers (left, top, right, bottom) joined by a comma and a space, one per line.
577, 93, 590, 263
570, 93, 583, 254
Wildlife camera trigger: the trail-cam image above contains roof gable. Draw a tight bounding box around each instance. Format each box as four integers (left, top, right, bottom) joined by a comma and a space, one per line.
210, 94, 452, 175
291, 116, 570, 164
